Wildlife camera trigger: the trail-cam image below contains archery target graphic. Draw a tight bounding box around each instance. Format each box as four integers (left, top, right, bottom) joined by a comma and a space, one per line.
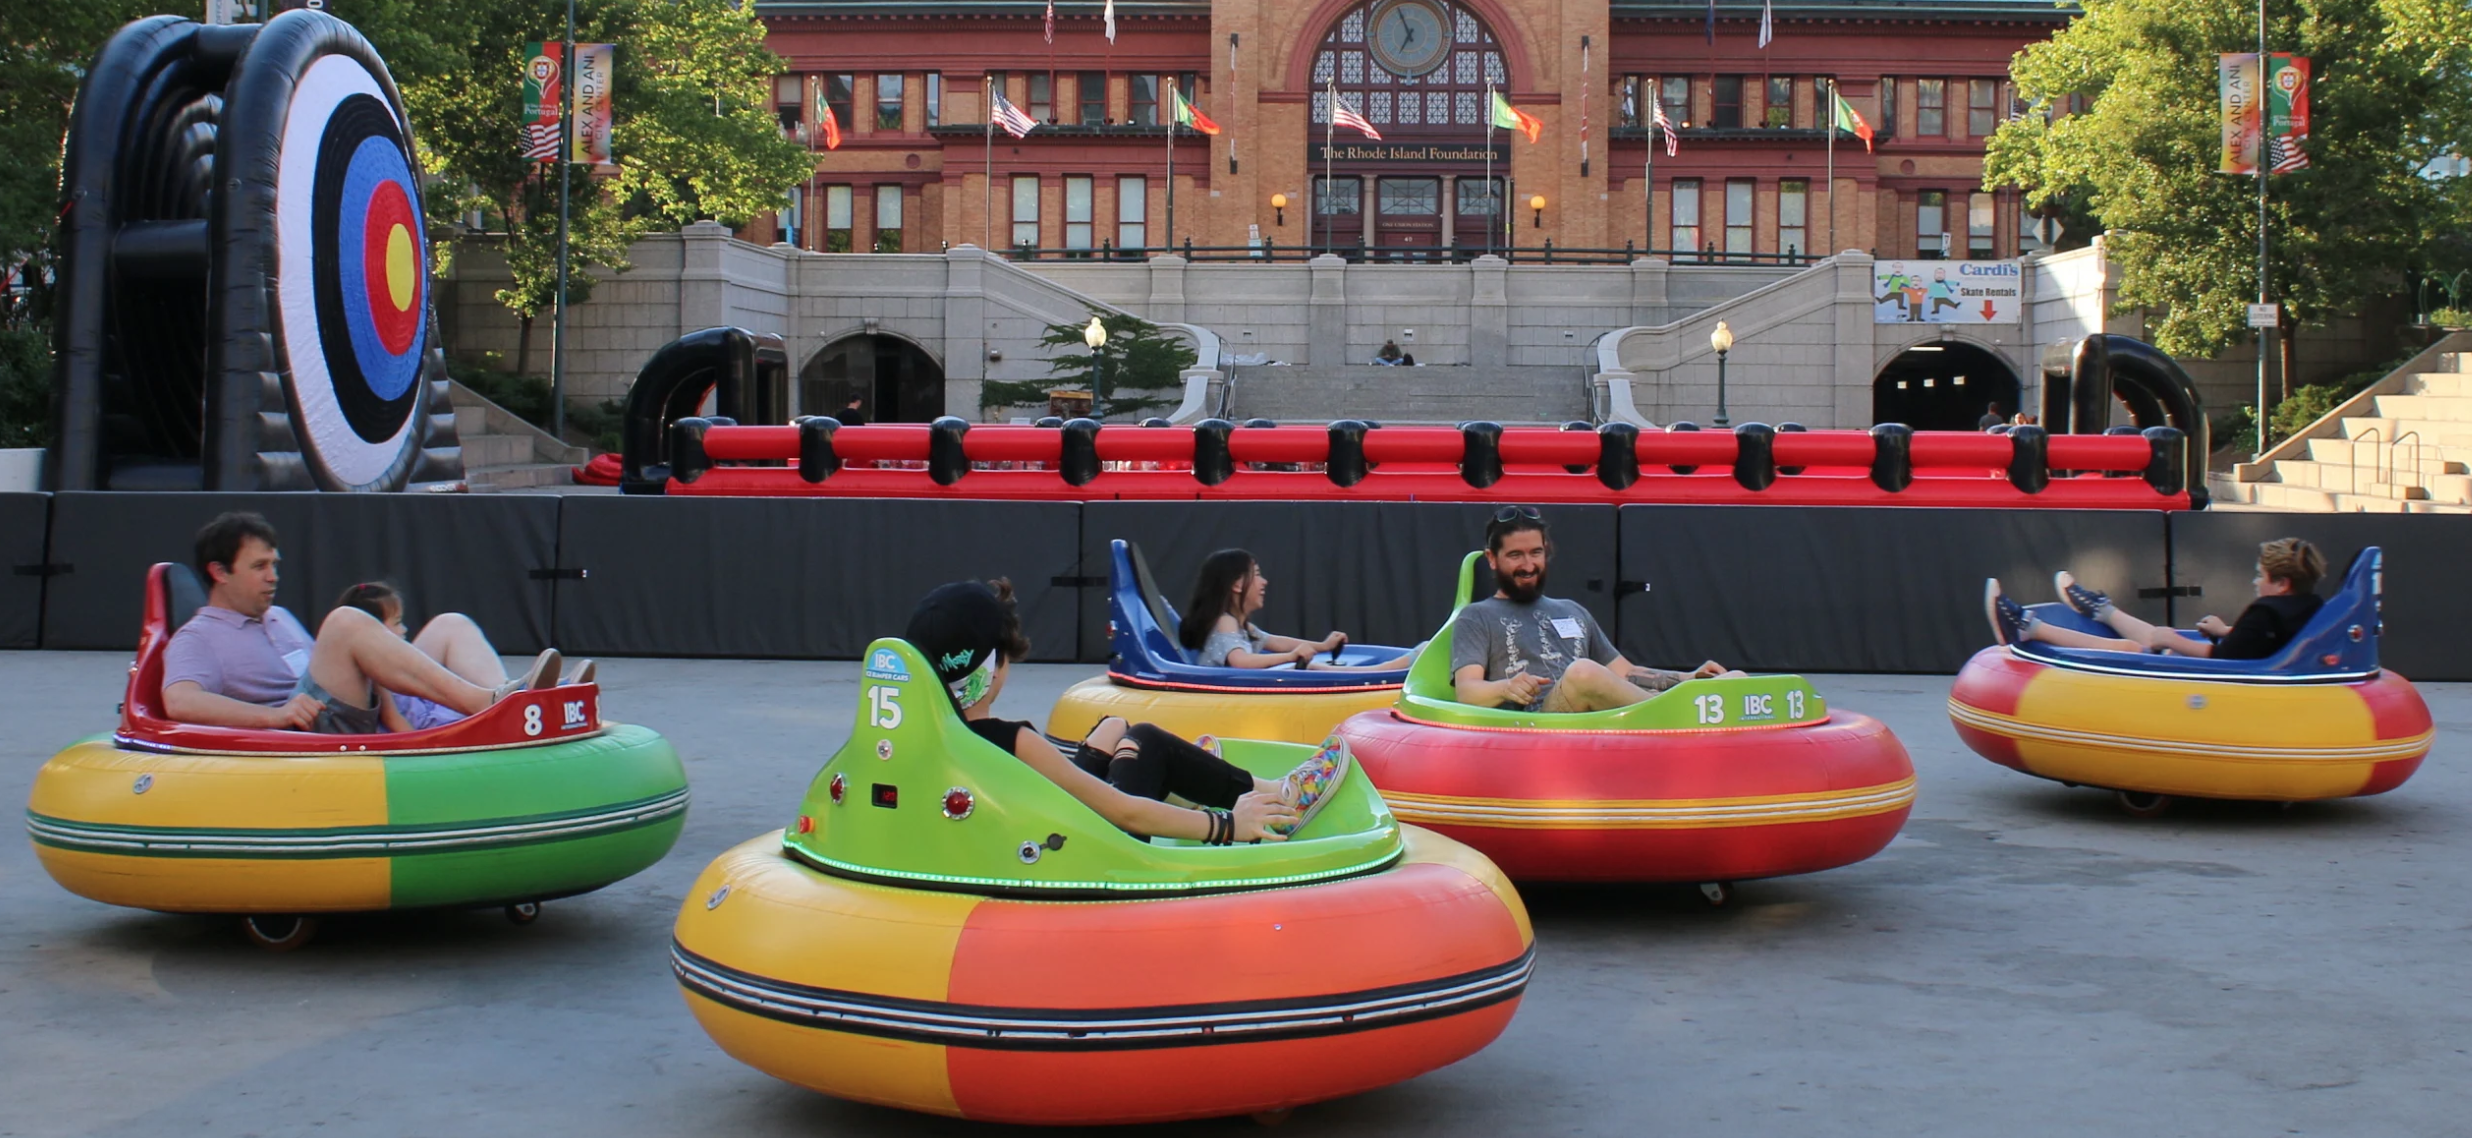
276, 52, 430, 488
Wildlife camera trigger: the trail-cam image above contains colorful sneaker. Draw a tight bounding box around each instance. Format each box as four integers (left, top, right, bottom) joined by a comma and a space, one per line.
1984, 579, 2031, 646
1268, 735, 1352, 837
2053, 571, 2114, 619
1193, 734, 1222, 758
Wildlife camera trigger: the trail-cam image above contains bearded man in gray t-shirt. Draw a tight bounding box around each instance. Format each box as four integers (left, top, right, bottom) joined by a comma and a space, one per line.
1449, 508, 1738, 713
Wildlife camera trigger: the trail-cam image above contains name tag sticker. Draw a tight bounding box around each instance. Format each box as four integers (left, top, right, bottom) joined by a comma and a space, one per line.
1549, 617, 1585, 641
282, 648, 311, 679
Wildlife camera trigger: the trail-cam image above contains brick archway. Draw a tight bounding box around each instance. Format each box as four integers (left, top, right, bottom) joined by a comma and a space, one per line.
1277, 0, 1535, 94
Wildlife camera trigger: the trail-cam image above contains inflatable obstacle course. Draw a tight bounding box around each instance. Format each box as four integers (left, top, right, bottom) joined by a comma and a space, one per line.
50, 11, 459, 492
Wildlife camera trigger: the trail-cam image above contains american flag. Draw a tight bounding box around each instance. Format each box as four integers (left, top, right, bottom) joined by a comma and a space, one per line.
990, 90, 1037, 138
521, 122, 560, 161
1330, 94, 1382, 141
1651, 93, 1679, 156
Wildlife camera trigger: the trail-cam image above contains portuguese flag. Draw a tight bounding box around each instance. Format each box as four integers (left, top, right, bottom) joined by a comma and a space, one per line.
1830, 90, 1874, 152
1490, 90, 1542, 144
1169, 86, 1220, 136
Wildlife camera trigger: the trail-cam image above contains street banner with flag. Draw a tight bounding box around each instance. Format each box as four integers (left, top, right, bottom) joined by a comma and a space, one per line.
571, 43, 615, 164
2219, 53, 2264, 174
521, 43, 561, 161
1169, 86, 1220, 135
990, 90, 1038, 138
1044, 0, 1054, 43
1104, 0, 1116, 42
1331, 91, 1382, 140
1651, 90, 1679, 156
1490, 90, 1541, 144
1758, 0, 1774, 48
1830, 89, 1874, 151
816, 87, 844, 150
2267, 53, 2310, 173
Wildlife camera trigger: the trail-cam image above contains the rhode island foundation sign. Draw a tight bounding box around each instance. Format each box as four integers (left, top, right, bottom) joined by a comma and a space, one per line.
1872, 260, 2022, 324
1311, 140, 1511, 163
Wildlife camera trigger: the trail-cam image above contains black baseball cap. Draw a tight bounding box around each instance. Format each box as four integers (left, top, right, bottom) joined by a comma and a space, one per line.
905, 582, 1009, 698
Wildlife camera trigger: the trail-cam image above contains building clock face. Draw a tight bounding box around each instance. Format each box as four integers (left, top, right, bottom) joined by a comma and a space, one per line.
1369, 0, 1450, 78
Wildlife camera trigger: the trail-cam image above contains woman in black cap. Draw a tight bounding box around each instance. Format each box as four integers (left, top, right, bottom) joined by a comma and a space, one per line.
907, 579, 1348, 844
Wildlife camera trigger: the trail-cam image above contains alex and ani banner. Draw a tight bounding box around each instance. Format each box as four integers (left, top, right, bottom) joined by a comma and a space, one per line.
2220, 53, 2309, 175
521, 42, 616, 164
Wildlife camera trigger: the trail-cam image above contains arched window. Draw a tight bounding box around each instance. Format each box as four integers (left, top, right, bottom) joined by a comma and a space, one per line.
1310, 1, 1507, 133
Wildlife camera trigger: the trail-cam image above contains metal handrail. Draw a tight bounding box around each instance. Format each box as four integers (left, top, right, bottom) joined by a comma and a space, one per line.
2348, 425, 2381, 497
2391, 430, 2421, 494
988, 238, 1824, 267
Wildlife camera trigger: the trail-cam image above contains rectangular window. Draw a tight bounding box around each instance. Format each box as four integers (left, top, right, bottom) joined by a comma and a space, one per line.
777, 187, 802, 247
1766, 76, 1793, 128
1078, 71, 1106, 125
776, 76, 804, 137
1917, 189, 1948, 258
1129, 74, 1158, 127
1969, 78, 1998, 137
926, 73, 942, 126
1011, 174, 1040, 249
1315, 176, 1361, 216
1968, 190, 1996, 257
824, 185, 853, 253
824, 74, 855, 134
1028, 73, 1052, 122
1725, 179, 1754, 257
873, 185, 903, 252
1671, 178, 1701, 258
1378, 177, 1439, 215
1713, 75, 1744, 129
1779, 180, 1808, 260
1457, 177, 1501, 217
1660, 76, 1691, 128
1064, 175, 1094, 251
1878, 77, 1898, 139
1178, 72, 1198, 102
875, 74, 904, 132
1619, 75, 1643, 128
1117, 175, 1147, 251
1917, 78, 1945, 137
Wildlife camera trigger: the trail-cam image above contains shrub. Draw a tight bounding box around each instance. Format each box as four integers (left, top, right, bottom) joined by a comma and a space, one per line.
0, 327, 52, 448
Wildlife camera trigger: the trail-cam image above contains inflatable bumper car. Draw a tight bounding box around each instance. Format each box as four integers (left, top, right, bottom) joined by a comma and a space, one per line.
25, 565, 687, 948
672, 639, 1531, 1125
1950, 547, 2433, 816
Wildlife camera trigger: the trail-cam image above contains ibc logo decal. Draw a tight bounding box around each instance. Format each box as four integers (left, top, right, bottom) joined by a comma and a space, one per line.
561, 699, 591, 730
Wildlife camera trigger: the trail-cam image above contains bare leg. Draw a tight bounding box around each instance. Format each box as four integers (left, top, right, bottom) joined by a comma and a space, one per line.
411, 612, 508, 687
307, 607, 497, 716
1539, 659, 1656, 713
2021, 620, 2144, 654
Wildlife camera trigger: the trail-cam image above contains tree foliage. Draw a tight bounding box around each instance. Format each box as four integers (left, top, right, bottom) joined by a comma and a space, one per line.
1986, 0, 2472, 357
334, 0, 811, 344
981, 314, 1195, 420
0, 0, 161, 305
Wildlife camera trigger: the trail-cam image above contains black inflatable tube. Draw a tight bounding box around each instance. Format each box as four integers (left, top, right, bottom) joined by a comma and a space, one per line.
2143, 426, 2188, 496
670, 418, 713, 484
1059, 418, 1101, 485
2068, 335, 2111, 437
2097, 334, 2212, 503
2006, 425, 2049, 494
1326, 420, 1370, 487
797, 416, 841, 483
621, 327, 738, 494
1731, 423, 1777, 491
1869, 423, 1913, 492
928, 416, 971, 485
1596, 422, 1640, 490
1459, 421, 1504, 489
1192, 418, 1235, 486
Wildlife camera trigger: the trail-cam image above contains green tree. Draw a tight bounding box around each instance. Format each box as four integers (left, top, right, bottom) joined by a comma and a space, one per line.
982, 314, 1196, 421
334, 0, 811, 384
0, 0, 161, 311
1986, 0, 2472, 358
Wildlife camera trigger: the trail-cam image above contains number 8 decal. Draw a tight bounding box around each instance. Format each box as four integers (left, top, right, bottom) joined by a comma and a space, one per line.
523, 704, 543, 736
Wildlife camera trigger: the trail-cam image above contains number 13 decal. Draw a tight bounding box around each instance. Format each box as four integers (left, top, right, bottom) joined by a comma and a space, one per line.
1694, 693, 1725, 725
867, 685, 904, 729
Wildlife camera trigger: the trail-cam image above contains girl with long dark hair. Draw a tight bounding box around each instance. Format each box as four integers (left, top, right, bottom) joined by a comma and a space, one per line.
1176, 549, 1413, 670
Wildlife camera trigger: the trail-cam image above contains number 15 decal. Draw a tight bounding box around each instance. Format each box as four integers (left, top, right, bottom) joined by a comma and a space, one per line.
867, 685, 904, 729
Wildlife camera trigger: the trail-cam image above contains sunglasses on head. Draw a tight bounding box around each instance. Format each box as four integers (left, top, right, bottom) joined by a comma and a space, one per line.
1492, 505, 1542, 523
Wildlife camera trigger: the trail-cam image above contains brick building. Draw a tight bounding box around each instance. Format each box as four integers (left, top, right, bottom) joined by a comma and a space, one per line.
751, 0, 2071, 260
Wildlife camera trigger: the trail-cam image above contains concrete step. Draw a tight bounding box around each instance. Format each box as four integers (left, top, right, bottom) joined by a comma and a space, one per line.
2405, 372, 2472, 397
2406, 499, 2472, 514
2246, 482, 2337, 511
2427, 473, 2472, 504
461, 433, 538, 468
2335, 418, 2472, 447
2369, 394, 2472, 423
2299, 437, 2472, 471
1228, 365, 1588, 424
465, 462, 578, 493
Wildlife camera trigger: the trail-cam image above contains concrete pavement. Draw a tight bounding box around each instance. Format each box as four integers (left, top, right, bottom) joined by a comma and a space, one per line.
2, 652, 2465, 1137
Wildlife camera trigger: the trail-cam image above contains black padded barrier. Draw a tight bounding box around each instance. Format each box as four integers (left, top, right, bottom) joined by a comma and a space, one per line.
2167, 511, 2472, 682
553, 496, 1081, 660
41, 492, 558, 652
1, 493, 50, 648
1615, 505, 2172, 674
1078, 502, 1619, 664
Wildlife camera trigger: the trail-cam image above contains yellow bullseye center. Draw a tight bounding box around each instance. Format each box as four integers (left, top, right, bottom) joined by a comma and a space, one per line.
383, 224, 416, 312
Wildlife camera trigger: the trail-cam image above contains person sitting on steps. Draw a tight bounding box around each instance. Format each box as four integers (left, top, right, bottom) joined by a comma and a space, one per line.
1374, 339, 1403, 365
161, 512, 560, 734
1178, 549, 1416, 670
334, 582, 594, 732
1450, 507, 1740, 713
1985, 537, 2328, 661
909, 579, 1348, 843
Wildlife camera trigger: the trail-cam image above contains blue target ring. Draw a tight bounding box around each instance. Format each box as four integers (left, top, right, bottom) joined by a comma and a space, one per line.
332, 134, 426, 402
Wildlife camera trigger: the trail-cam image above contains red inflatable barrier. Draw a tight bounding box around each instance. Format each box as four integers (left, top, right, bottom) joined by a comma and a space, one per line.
657, 419, 2195, 509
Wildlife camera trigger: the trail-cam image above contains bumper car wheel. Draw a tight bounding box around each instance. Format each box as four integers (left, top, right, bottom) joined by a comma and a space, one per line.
506, 902, 542, 925
2114, 790, 2175, 819
241, 914, 319, 951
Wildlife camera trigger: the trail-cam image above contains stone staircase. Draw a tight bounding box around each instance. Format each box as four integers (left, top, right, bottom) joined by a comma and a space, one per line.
1223, 364, 1589, 425
2226, 339, 2472, 514
446, 382, 589, 492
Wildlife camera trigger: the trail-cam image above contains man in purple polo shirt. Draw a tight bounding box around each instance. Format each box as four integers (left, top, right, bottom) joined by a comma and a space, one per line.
161, 513, 557, 734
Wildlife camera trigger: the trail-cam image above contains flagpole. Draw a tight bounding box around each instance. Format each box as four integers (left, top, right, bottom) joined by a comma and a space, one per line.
1644, 116, 1654, 255
1485, 82, 1495, 258
551, 0, 574, 440
1825, 91, 1836, 259
1166, 95, 1176, 255
1323, 84, 1335, 256
2254, 0, 2271, 455
984, 78, 995, 250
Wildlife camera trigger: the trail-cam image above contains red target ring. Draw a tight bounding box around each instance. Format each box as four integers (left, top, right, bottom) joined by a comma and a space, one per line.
359, 179, 420, 355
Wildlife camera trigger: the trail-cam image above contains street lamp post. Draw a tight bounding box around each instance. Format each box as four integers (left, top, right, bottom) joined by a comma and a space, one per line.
1709, 320, 1734, 428
1271, 193, 1288, 227
1084, 316, 1109, 420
